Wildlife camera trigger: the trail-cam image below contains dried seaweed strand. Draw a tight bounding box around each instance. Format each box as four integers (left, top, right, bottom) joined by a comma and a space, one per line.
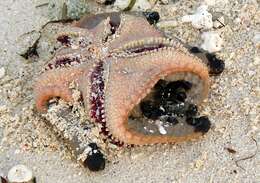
235, 137, 258, 171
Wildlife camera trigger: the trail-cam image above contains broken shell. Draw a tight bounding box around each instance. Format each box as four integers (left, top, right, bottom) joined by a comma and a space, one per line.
201, 31, 223, 52
182, 5, 213, 29
7, 165, 34, 183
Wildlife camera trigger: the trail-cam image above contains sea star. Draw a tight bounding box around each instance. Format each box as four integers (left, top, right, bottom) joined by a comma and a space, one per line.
34, 12, 210, 145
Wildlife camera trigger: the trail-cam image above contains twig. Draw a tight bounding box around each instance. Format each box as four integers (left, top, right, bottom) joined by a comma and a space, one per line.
35, 2, 49, 8
224, 147, 237, 154
235, 137, 258, 171
123, 0, 136, 11
216, 19, 225, 28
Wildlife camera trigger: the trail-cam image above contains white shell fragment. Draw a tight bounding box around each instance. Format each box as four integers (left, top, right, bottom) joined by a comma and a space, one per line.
201, 31, 223, 52
182, 5, 213, 29
7, 165, 34, 183
156, 121, 167, 135
0, 67, 6, 79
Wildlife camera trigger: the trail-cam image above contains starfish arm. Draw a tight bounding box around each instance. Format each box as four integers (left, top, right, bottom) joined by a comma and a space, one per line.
77, 61, 104, 121
75, 12, 121, 44
34, 67, 85, 112
76, 13, 163, 48
107, 14, 164, 50
104, 48, 209, 145
75, 12, 121, 31
54, 26, 95, 52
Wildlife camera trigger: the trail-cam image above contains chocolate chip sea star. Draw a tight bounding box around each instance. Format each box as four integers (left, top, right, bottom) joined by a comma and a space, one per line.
34, 12, 210, 145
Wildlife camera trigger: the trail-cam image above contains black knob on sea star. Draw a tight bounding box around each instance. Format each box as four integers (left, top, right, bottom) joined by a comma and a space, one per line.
143, 11, 160, 25
83, 143, 106, 171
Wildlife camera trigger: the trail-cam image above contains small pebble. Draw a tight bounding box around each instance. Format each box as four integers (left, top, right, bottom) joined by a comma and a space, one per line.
156, 121, 167, 135
185, 104, 198, 118
163, 102, 186, 117
201, 31, 223, 52
174, 88, 187, 102
253, 32, 260, 48
140, 101, 164, 119
7, 165, 34, 183
165, 116, 179, 125
161, 81, 191, 103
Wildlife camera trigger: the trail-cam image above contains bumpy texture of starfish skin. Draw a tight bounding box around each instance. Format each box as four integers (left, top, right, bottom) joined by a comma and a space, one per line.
34, 12, 210, 145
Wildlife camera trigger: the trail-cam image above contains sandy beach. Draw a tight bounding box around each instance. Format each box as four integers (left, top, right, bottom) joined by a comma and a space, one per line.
0, 0, 259, 182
